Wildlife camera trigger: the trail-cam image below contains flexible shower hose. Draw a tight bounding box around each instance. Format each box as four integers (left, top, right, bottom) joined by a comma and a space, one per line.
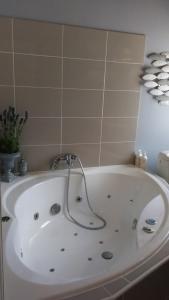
63, 155, 107, 230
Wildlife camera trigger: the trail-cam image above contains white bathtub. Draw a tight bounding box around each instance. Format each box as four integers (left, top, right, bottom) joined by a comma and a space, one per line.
1, 165, 169, 300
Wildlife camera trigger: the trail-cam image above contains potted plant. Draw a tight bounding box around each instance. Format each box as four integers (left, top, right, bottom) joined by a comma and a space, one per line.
0, 106, 28, 182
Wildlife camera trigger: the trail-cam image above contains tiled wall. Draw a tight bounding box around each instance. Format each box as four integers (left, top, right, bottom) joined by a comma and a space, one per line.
0, 16, 145, 171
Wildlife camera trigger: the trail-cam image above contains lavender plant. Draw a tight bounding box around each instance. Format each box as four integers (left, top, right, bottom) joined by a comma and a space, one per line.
0, 106, 28, 154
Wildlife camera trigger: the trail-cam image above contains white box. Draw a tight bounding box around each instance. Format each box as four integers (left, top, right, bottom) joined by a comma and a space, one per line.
157, 151, 169, 183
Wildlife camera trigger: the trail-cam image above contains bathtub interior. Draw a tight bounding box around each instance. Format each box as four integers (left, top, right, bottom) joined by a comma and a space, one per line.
3, 168, 168, 285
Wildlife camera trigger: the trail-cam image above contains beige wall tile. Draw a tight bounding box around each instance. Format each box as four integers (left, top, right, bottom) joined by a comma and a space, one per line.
15, 87, 61, 117
21, 118, 61, 145
64, 25, 107, 59
102, 118, 137, 142
0, 53, 13, 85
62, 118, 101, 144
0, 17, 12, 51
63, 59, 104, 89
105, 62, 141, 90
0, 18, 143, 170
62, 144, 100, 167
21, 145, 60, 171
62, 89, 102, 117
103, 91, 139, 117
14, 19, 62, 56
15, 54, 61, 87
107, 31, 145, 63
0, 86, 14, 111
100, 142, 135, 165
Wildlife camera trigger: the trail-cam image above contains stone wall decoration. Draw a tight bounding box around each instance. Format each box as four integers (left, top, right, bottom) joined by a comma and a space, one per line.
142, 52, 169, 105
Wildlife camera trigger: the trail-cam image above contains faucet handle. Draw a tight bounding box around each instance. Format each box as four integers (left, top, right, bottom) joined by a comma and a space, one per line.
50, 153, 77, 170
50, 155, 61, 170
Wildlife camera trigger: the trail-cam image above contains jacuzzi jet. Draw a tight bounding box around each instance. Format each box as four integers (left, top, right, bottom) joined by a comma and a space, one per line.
49, 268, 55, 272
33, 213, 39, 220
101, 251, 114, 260
145, 218, 157, 225
50, 203, 61, 215
1, 216, 10, 222
76, 196, 82, 202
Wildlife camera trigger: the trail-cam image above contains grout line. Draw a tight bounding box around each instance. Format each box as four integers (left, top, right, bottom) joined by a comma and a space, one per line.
60, 25, 64, 153
27, 116, 61, 119
14, 85, 61, 90
62, 116, 138, 119
63, 56, 104, 62
0, 84, 139, 93
63, 56, 142, 65
0, 84, 13, 87
14, 52, 61, 59
99, 31, 108, 166
62, 88, 139, 92
21, 141, 135, 147
105, 89, 139, 93
0, 50, 142, 65
106, 60, 142, 65
135, 36, 147, 153
21, 144, 61, 147
11, 18, 16, 107
27, 116, 138, 119
101, 141, 135, 144
0, 50, 12, 54
99, 116, 138, 119
60, 25, 64, 154
62, 143, 100, 146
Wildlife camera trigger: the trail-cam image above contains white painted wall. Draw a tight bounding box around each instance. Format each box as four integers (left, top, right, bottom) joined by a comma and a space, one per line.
1, 0, 169, 171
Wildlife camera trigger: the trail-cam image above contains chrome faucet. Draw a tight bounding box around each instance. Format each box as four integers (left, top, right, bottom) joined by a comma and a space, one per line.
50, 153, 107, 230
50, 153, 77, 169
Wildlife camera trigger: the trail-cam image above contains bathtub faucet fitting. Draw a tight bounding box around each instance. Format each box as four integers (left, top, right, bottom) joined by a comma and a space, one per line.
50, 153, 77, 169
51, 152, 107, 230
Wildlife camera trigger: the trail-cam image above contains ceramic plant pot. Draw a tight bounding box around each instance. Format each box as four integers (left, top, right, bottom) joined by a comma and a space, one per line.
0, 152, 21, 182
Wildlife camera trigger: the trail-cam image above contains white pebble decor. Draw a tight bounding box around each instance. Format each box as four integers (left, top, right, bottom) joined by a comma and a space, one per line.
158, 85, 169, 91
162, 65, 169, 72
157, 72, 169, 80
142, 74, 156, 81
144, 81, 158, 88
150, 89, 163, 96
142, 52, 169, 104
152, 60, 167, 67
